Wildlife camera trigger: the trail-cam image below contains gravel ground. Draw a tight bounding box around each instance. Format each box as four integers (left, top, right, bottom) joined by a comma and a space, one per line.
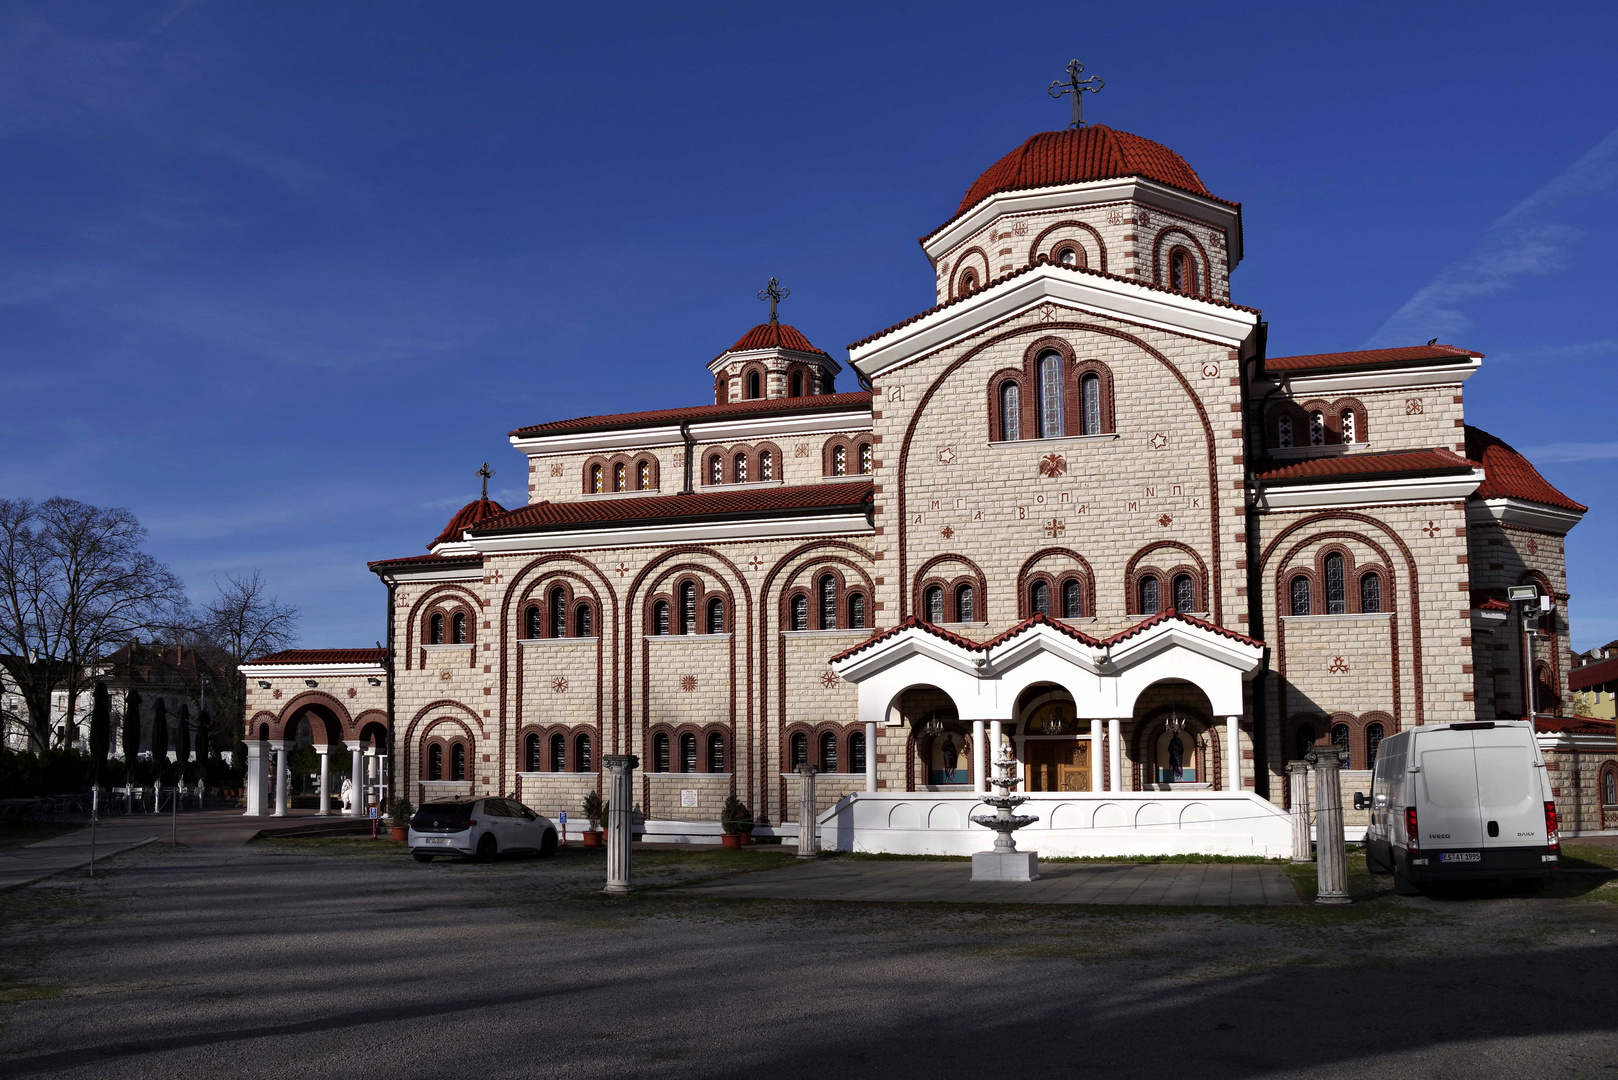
1, 839, 1615, 1079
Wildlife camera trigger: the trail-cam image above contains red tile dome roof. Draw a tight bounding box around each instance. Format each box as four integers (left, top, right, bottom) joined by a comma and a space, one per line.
1465, 426, 1585, 512
956, 125, 1225, 215
430, 497, 507, 549
725, 321, 829, 357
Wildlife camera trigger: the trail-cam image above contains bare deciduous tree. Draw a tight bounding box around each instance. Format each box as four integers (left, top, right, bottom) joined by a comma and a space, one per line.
195, 571, 300, 737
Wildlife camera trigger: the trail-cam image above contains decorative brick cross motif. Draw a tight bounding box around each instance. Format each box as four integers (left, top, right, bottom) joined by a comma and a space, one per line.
1158, 514, 1174, 528
680, 675, 697, 692
1527, 538, 1538, 556
1422, 521, 1439, 538
1328, 657, 1349, 674
1044, 519, 1065, 538
1406, 398, 1424, 415
1038, 302, 1057, 323
549, 463, 563, 477
941, 526, 955, 540
615, 562, 630, 577
747, 555, 763, 572
551, 676, 568, 693
820, 671, 840, 689
1039, 453, 1066, 478
794, 443, 811, 458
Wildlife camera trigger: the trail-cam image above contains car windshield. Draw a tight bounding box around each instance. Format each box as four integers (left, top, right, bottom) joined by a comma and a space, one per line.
414, 802, 473, 823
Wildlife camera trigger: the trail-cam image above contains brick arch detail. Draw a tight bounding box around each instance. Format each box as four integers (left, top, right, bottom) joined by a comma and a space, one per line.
272, 691, 355, 742
1029, 220, 1108, 273
405, 583, 482, 670
950, 246, 990, 299
1151, 226, 1212, 299
1124, 541, 1209, 615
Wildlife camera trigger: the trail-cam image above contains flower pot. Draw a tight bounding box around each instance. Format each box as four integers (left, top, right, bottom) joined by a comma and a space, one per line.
740, 830, 755, 846
582, 830, 603, 848
721, 832, 743, 849
390, 826, 408, 842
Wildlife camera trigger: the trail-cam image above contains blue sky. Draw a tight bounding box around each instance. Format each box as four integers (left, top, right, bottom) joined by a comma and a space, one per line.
2, 1, 1616, 650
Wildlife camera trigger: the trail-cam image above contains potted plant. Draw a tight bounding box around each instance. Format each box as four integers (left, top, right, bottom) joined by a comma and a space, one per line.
582, 791, 604, 847
720, 795, 753, 850
389, 797, 414, 842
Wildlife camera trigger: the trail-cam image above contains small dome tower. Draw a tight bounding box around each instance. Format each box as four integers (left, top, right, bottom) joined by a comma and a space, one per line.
708, 278, 841, 403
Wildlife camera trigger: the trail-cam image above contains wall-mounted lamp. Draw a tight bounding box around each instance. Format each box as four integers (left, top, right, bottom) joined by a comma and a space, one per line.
257, 680, 271, 689
305, 679, 318, 688
367, 677, 382, 686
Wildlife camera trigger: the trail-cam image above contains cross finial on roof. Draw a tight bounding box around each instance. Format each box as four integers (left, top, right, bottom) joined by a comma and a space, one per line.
1048, 59, 1104, 129
757, 277, 789, 323
476, 462, 494, 500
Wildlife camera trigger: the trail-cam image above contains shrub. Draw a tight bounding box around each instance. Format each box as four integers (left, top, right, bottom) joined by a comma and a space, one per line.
721, 794, 754, 835
390, 796, 415, 824
581, 790, 603, 830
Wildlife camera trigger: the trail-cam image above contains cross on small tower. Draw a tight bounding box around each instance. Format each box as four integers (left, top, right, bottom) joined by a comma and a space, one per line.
757, 277, 789, 323
476, 462, 494, 500
1048, 59, 1104, 129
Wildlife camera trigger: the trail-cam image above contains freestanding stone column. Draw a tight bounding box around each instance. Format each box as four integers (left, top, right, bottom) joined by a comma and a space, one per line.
348, 743, 364, 816
1307, 743, 1350, 905
243, 742, 265, 817
971, 720, 986, 794
272, 743, 291, 817
1288, 760, 1312, 863
796, 764, 819, 858
866, 721, 879, 793
1089, 718, 1104, 792
316, 748, 331, 816
603, 754, 638, 894
1226, 716, 1242, 791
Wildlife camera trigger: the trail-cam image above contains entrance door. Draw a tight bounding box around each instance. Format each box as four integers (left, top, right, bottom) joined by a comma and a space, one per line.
1026, 740, 1092, 792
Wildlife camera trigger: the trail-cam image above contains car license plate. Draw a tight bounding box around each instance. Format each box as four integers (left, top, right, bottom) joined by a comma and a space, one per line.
1438, 851, 1481, 863
425, 837, 452, 845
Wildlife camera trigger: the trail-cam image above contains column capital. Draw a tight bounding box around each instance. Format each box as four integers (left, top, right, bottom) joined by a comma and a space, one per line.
795, 763, 819, 777
1286, 759, 1310, 775
603, 754, 639, 773
1305, 745, 1348, 769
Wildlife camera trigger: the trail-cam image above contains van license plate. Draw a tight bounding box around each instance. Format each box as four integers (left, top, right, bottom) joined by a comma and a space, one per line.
1439, 852, 1481, 863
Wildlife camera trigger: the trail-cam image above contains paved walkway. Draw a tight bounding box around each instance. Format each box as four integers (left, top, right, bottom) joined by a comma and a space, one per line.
681, 856, 1301, 905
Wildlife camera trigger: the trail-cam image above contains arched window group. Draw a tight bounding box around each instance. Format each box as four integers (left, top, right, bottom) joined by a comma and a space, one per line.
1287, 549, 1387, 617
649, 728, 729, 773
1291, 714, 1394, 770
824, 437, 874, 478
1025, 572, 1090, 620
520, 729, 595, 772
425, 604, 475, 646
786, 725, 864, 774
648, 578, 728, 636
1269, 400, 1368, 450
702, 443, 782, 486
424, 734, 473, 782
585, 455, 659, 495
787, 570, 867, 631
990, 345, 1114, 442
522, 582, 598, 639
1132, 567, 1201, 616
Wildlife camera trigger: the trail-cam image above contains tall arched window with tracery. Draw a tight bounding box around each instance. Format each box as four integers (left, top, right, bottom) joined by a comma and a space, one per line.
430, 613, 445, 644
1340, 410, 1356, 444
746, 371, 761, 399
733, 452, 747, 483
550, 587, 566, 638
956, 583, 975, 623
924, 585, 944, 623
653, 732, 670, 772
613, 463, 626, 492
525, 605, 541, 639
1360, 572, 1382, 614
791, 594, 808, 632
680, 732, 697, 773
1170, 248, 1197, 294
1138, 577, 1159, 616
832, 446, 847, 476
1290, 575, 1312, 616
1277, 415, 1293, 449
680, 581, 697, 635
1309, 412, 1325, 446
428, 743, 443, 779
452, 611, 468, 644
638, 460, 651, 489
590, 464, 604, 493
574, 733, 592, 772
708, 732, 725, 773
820, 731, 838, 772
818, 575, 838, 630
451, 743, 466, 781
858, 444, 872, 474
1324, 554, 1347, 615
848, 593, 866, 629
653, 600, 670, 636
707, 597, 724, 634
759, 449, 773, 481
1331, 723, 1351, 767
850, 730, 866, 773
1061, 579, 1082, 618
574, 603, 592, 637
1031, 581, 1050, 616
1000, 382, 1021, 441
790, 732, 809, 769
1366, 723, 1386, 770
1080, 373, 1101, 435
525, 733, 541, 772
549, 733, 565, 772
708, 455, 722, 485
1173, 574, 1195, 613
1036, 352, 1064, 438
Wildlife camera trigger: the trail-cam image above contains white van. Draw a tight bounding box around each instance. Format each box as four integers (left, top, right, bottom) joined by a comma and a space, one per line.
1361, 720, 1558, 893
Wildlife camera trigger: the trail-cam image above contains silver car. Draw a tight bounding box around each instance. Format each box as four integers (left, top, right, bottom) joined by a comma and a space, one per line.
408, 798, 559, 862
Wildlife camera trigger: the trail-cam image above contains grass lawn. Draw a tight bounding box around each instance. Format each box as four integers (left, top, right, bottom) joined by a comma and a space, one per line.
0, 823, 82, 849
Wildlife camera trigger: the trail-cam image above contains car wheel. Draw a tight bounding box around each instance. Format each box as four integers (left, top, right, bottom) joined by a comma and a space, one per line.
412, 852, 434, 863
475, 833, 498, 863
539, 829, 558, 858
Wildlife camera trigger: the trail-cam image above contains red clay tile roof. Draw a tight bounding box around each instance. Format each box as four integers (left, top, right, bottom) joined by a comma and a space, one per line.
829, 610, 1260, 664
827, 615, 992, 663
430, 497, 507, 549
725, 321, 829, 357
1568, 656, 1618, 692
368, 552, 484, 572
467, 483, 873, 535
1475, 597, 1511, 613
1265, 344, 1479, 374
510, 391, 871, 438
1465, 426, 1586, 512
1254, 448, 1476, 484
1532, 714, 1616, 735
245, 649, 386, 666
1095, 608, 1263, 649
847, 258, 1260, 351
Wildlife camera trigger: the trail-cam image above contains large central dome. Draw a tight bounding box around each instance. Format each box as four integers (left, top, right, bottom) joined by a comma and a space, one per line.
957, 125, 1220, 214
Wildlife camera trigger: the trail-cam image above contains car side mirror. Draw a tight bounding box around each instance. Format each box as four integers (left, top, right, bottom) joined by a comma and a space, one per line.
1352, 792, 1367, 810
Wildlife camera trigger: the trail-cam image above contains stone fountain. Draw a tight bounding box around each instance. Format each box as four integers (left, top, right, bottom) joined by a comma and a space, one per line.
970, 751, 1040, 881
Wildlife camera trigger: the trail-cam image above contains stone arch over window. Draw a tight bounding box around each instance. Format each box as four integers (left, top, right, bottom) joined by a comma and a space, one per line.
523, 731, 542, 773
1071, 358, 1116, 435
1152, 227, 1212, 299
1029, 220, 1108, 273
741, 363, 767, 400
1125, 542, 1208, 616
1318, 546, 1351, 616
573, 600, 596, 637
986, 337, 1113, 441
573, 729, 596, 772
786, 363, 810, 398
751, 441, 785, 483
633, 456, 659, 491
428, 611, 445, 644
643, 567, 733, 637
583, 459, 606, 494
1600, 761, 1618, 809
951, 247, 990, 299
916, 554, 989, 625
1362, 711, 1396, 770
419, 717, 475, 783
424, 600, 475, 647
1288, 571, 1315, 617
549, 731, 566, 772
787, 591, 809, 632
822, 435, 871, 477
987, 369, 1027, 442
1016, 549, 1095, 621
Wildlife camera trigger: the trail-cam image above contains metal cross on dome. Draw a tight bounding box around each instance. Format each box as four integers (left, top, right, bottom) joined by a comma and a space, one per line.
757, 277, 789, 323
476, 462, 494, 500
1048, 59, 1104, 129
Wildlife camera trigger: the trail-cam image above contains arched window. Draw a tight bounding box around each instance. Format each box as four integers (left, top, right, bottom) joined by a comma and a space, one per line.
653, 600, 670, 636
1366, 723, 1385, 770
790, 371, 804, 397
1340, 410, 1356, 444
832, 445, 847, 476
680, 732, 697, 773
1173, 574, 1195, 613
999, 382, 1021, 441
791, 594, 808, 632
1031, 580, 1050, 616
451, 743, 466, 781
1309, 411, 1325, 446
1324, 554, 1346, 615
1080, 373, 1101, 436
746, 370, 761, 399
1170, 248, 1197, 294
549, 733, 565, 772
1277, 415, 1293, 449
1061, 579, 1082, 618
590, 464, 604, 493
819, 575, 837, 630
574, 733, 592, 772
706, 597, 725, 634
708, 732, 725, 773
638, 460, 651, 489
574, 603, 593, 637
1036, 352, 1064, 438
452, 611, 468, 644
924, 585, 944, 623
849, 593, 866, 629
525, 605, 541, 639
429, 613, 445, 645
849, 730, 866, 773
550, 587, 566, 638
653, 732, 670, 773
734, 452, 748, 483
525, 733, 541, 772
1138, 577, 1160, 616
1054, 243, 1083, 268
959, 268, 977, 295
790, 731, 809, 768
428, 743, 443, 780
1293, 725, 1316, 762
1360, 572, 1382, 614
858, 444, 872, 474
1604, 766, 1617, 808
708, 455, 722, 485
759, 449, 773, 481
680, 581, 697, 635
820, 731, 838, 772
956, 583, 975, 623
1330, 723, 1351, 767
1290, 575, 1312, 616
614, 463, 626, 492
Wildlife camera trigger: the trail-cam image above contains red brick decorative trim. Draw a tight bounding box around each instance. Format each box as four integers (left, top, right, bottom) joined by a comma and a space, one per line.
951, 247, 990, 299
1151, 227, 1212, 299
270, 691, 355, 743
1124, 541, 1209, 616
1028, 220, 1109, 273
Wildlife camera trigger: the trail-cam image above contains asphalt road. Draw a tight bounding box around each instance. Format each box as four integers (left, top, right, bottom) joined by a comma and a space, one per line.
1, 840, 1615, 1079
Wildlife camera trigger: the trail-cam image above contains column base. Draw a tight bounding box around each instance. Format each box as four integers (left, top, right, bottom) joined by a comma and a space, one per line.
602, 883, 633, 895
972, 850, 1040, 882
1314, 891, 1351, 906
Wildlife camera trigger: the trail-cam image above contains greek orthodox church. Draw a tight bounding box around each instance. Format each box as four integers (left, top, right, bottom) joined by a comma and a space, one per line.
240, 111, 1618, 848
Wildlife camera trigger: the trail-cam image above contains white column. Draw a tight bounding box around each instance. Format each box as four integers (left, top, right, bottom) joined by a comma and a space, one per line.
364, 747, 376, 811
272, 743, 290, 817
971, 720, 986, 794
989, 720, 1003, 784
243, 742, 264, 817
1227, 715, 1241, 792
349, 743, 363, 816
316, 748, 330, 816
1108, 718, 1122, 793
1090, 718, 1104, 792
864, 721, 878, 793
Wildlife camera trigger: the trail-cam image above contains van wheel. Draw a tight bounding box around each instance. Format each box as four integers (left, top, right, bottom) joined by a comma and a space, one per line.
1510, 877, 1544, 894
1393, 867, 1422, 896
475, 834, 498, 863
539, 829, 558, 858
412, 852, 434, 863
